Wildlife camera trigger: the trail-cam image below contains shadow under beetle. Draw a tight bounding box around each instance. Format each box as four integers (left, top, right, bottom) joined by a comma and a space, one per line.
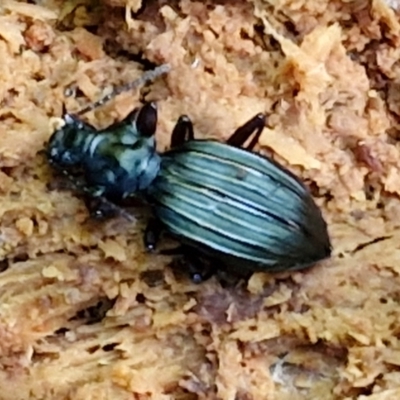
47, 103, 332, 283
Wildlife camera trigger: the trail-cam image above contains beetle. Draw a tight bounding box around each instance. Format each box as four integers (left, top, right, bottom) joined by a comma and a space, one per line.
47, 102, 331, 283
141, 110, 332, 283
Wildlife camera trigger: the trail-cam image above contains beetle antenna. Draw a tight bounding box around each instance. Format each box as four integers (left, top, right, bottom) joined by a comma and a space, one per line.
76, 63, 170, 116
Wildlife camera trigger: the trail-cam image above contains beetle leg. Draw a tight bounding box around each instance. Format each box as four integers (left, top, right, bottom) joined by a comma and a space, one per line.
186, 256, 214, 284
144, 218, 164, 251
84, 196, 120, 220
133, 102, 158, 138
51, 169, 133, 221
158, 246, 186, 256
170, 116, 195, 148
226, 113, 266, 150
87, 196, 135, 221
178, 249, 214, 283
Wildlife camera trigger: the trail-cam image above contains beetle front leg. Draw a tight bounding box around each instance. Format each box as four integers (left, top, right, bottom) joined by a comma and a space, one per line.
170, 116, 195, 148
187, 259, 214, 284
131, 102, 158, 138
84, 196, 120, 220
144, 223, 187, 255
144, 218, 164, 251
226, 113, 266, 151
181, 250, 214, 284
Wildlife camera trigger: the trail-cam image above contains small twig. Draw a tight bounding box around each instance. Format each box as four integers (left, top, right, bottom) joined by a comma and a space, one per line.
76, 63, 171, 116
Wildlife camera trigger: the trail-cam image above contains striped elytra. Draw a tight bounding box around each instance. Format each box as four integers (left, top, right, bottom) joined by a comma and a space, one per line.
147, 139, 331, 275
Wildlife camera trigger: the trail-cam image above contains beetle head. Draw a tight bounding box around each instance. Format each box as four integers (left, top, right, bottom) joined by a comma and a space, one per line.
47, 112, 95, 168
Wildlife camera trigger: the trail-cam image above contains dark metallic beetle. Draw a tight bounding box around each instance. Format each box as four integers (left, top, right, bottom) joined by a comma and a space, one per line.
47, 103, 331, 283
